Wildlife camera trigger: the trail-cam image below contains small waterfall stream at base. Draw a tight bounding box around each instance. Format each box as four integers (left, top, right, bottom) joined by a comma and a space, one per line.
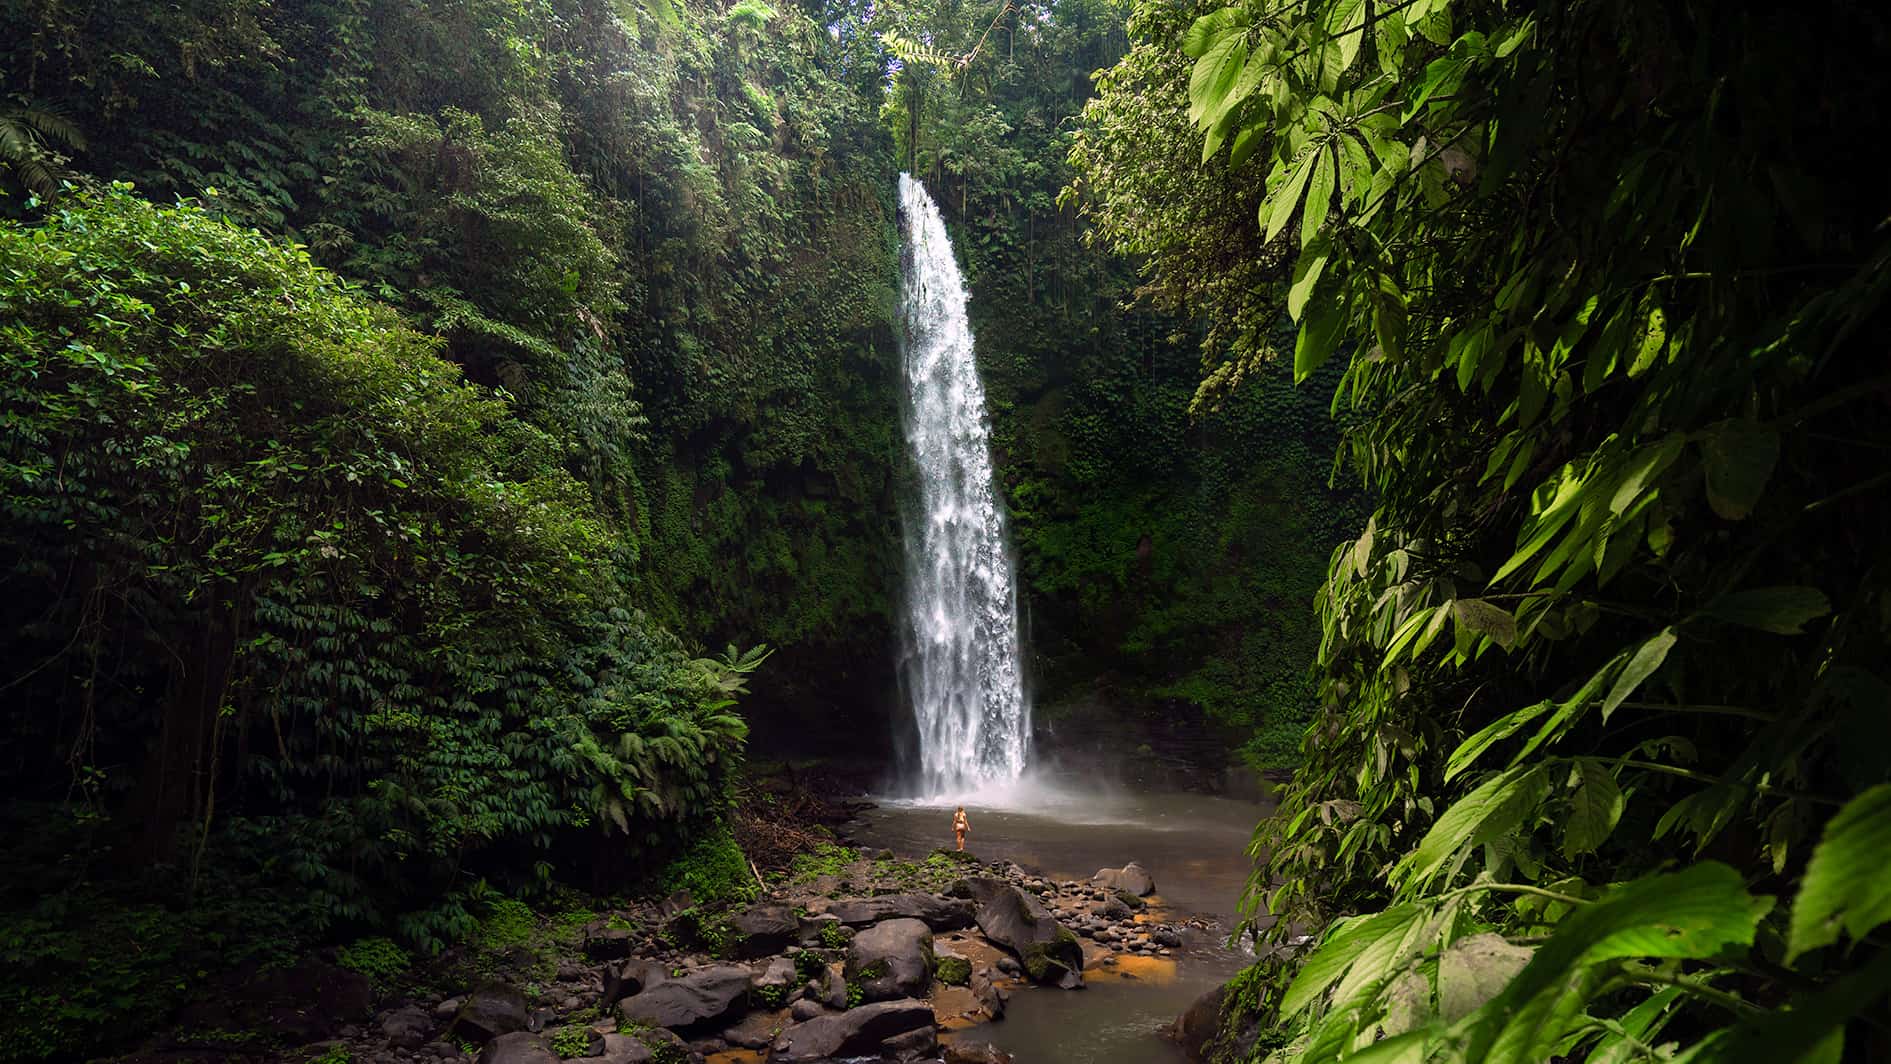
896, 172, 1031, 799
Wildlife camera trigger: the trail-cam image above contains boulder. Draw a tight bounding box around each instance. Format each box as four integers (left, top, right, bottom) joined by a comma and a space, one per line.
1093, 863, 1156, 896
602, 960, 669, 1004
795, 913, 844, 947
750, 957, 798, 1006
450, 984, 530, 1043
581, 1035, 653, 1064
381, 1005, 434, 1049
970, 968, 1007, 1020
1165, 982, 1227, 1061
945, 1043, 1014, 1064
658, 890, 694, 918
768, 999, 935, 1063
722, 1008, 791, 1049
618, 965, 752, 1032
477, 1032, 558, 1064
729, 904, 800, 959
789, 999, 825, 1022
880, 1024, 938, 1061
819, 893, 976, 931
963, 878, 1084, 989
583, 923, 637, 961
844, 918, 934, 1002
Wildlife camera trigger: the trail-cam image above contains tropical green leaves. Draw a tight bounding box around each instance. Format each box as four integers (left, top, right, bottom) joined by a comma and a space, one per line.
1113, 0, 1891, 1058
1787, 785, 1891, 962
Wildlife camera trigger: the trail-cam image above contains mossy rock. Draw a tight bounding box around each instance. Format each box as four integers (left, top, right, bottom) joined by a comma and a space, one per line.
1019, 927, 1083, 988
933, 955, 972, 986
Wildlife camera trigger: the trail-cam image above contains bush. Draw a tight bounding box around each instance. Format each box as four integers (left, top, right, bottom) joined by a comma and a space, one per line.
335, 937, 410, 989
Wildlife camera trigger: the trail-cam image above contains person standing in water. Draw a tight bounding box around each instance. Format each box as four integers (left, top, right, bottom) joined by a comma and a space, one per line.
953, 806, 969, 851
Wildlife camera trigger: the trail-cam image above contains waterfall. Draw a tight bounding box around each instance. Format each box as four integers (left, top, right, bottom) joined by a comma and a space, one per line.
896, 173, 1030, 797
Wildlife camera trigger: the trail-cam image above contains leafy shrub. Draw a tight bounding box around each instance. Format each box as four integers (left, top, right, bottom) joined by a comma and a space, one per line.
335, 937, 410, 989
657, 827, 758, 907
549, 1025, 593, 1059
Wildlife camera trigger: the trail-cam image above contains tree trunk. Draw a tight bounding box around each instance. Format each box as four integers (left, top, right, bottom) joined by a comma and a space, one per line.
132, 610, 236, 864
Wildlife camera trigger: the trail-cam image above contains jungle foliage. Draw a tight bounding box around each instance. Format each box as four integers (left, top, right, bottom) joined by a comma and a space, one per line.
0, 0, 910, 743
1077, 0, 1891, 1058
0, 188, 758, 1056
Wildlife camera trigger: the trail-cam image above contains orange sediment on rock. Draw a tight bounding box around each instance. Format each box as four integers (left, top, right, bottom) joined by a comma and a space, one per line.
705, 1051, 766, 1064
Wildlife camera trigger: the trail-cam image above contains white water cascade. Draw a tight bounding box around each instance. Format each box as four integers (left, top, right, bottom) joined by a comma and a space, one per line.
896, 172, 1031, 798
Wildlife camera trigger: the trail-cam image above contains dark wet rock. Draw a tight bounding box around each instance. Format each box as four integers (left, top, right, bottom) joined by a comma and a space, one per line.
1153, 927, 1184, 948
970, 968, 1007, 1021
659, 890, 695, 918
994, 956, 1022, 978
768, 999, 935, 1063
1093, 862, 1155, 896
723, 1008, 791, 1049
819, 893, 976, 931
477, 1032, 557, 1064
795, 912, 843, 946
451, 984, 530, 1043
962, 878, 1084, 989
844, 918, 935, 1002
729, 904, 800, 959
434, 998, 465, 1021
618, 964, 752, 1032
587, 1031, 654, 1064
584, 923, 637, 961
945, 1042, 1014, 1064
603, 957, 669, 1003
175, 957, 373, 1045
789, 999, 825, 1022
1166, 982, 1227, 1061
1101, 895, 1134, 921
820, 962, 849, 1010
382, 1005, 434, 1049
750, 956, 798, 1010
879, 1024, 938, 1061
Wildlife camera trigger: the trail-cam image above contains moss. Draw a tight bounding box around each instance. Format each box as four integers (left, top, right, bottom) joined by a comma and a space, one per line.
656, 826, 758, 907
933, 955, 972, 986
1019, 929, 1080, 983
549, 1025, 593, 1059
335, 936, 410, 989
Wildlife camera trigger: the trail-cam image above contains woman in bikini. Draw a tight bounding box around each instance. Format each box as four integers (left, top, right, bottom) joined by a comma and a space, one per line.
953, 806, 970, 851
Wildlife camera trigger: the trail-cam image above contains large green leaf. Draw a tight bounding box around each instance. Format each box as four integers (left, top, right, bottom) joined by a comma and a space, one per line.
1599, 628, 1674, 721
1301, 148, 1335, 247
1266, 149, 1320, 244
1447, 700, 1552, 782
1703, 586, 1831, 635
1400, 764, 1549, 886
1294, 278, 1348, 381
1189, 33, 1251, 127
1701, 420, 1779, 521
1450, 598, 1517, 649
1463, 864, 1770, 1060
1288, 233, 1333, 321
1786, 784, 1891, 962
1562, 758, 1623, 858
1438, 933, 1533, 1022
1281, 903, 1428, 1018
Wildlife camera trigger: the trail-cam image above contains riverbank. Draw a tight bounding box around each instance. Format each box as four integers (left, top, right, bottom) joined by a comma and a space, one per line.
80, 769, 1268, 1064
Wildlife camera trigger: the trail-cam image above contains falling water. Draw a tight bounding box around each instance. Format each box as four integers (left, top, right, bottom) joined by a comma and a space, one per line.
896, 172, 1030, 797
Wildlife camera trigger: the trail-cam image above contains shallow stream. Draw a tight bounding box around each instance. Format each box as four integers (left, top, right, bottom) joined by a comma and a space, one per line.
851, 777, 1267, 1063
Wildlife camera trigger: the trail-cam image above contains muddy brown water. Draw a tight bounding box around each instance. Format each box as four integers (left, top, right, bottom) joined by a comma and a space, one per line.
849, 778, 1268, 1064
